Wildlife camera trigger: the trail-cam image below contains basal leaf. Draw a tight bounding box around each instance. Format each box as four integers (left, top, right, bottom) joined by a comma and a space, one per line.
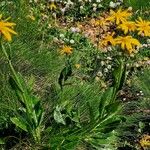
11, 117, 28, 132
58, 61, 72, 89
54, 106, 66, 125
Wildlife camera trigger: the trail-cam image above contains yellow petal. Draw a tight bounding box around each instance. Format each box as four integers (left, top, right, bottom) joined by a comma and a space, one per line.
5, 27, 17, 34
1, 30, 12, 41
121, 43, 125, 49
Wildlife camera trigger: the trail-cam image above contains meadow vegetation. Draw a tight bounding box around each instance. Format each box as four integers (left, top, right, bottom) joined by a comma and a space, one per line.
0, 0, 150, 149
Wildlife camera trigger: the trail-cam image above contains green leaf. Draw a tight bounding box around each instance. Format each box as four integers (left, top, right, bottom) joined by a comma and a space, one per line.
105, 102, 121, 115
118, 64, 126, 91
11, 117, 28, 132
0, 138, 5, 145
9, 76, 23, 93
113, 59, 126, 91
63, 140, 79, 150
99, 87, 114, 118
58, 61, 72, 89
54, 106, 66, 125
45, 127, 52, 133
27, 75, 35, 92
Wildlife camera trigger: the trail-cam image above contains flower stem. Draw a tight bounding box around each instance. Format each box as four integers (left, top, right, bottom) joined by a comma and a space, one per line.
1, 42, 23, 91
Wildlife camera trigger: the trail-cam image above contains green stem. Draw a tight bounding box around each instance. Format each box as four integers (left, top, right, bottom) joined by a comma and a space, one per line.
1, 43, 23, 91
1, 43, 31, 114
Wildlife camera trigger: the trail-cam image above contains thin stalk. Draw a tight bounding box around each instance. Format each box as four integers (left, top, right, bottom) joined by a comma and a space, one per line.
1, 43, 23, 90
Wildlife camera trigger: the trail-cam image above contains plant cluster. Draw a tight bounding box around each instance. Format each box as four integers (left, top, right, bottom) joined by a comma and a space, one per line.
0, 1, 150, 150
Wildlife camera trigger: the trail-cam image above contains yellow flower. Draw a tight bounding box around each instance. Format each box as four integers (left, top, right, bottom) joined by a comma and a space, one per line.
107, 7, 132, 25
75, 64, 81, 69
49, 2, 57, 10
60, 46, 73, 55
101, 32, 116, 47
95, 18, 109, 27
139, 135, 150, 148
118, 21, 136, 34
116, 36, 140, 54
136, 17, 150, 36
0, 14, 17, 41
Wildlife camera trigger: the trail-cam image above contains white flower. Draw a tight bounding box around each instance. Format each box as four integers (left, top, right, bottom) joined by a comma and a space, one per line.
98, 4, 103, 8
116, 2, 121, 6
123, 98, 126, 101
107, 57, 112, 60
93, 3, 97, 7
52, 13, 56, 18
128, 7, 132, 11
60, 34, 65, 38
97, 71, 103, 77
104, 68, 109, 73
64, 38, 69, 42
107, 65, 112, 69
67, 0, 73, 5
147, 39, 150, 44
80, 6, 84, 9
95, 76, 100, 81
93, 7, 97, 11
53, 37, 59, 42
101, 61, 105, 66
61, 8, 66, 14
70, 39, 75, 44
109, 1, 117, 8
143, 44, 147, 47
70, 27, 77, 32
96, 0, 102, 2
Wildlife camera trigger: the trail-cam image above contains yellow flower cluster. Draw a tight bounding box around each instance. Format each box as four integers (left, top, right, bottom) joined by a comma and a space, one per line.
49, 2, 57, 10
136, 17, 150, 36
60, 46, 73, 55
0, 14, 17, 41
106, 8, 132, 25
139, 135, 150, 148
96, 7, 150, 54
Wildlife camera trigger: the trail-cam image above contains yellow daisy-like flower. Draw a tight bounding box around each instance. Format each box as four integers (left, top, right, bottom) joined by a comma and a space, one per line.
107, 7, 132, 25
139, 135, 150, 148
101, 32, 116, 47
60, 46, 73, 55
95, 18, 109, 27
0, 14, 17, 41
116, 36, 141, 54
136, 17, 150, 36
49, 2, 57, 10
118, 21, 136, 34
75, 64, 81, 69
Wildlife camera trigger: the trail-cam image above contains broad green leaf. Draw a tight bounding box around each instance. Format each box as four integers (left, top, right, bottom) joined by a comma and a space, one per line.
9, 76, 23, 92
58, 60, 72, 89
105, 102, 121, 115
113, 59, 126, 91
0, 138, 5, 145
54, 106, 66, 125
27, 75, 35, 92
11, 117, 28, 132
99, 87, 114, 118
